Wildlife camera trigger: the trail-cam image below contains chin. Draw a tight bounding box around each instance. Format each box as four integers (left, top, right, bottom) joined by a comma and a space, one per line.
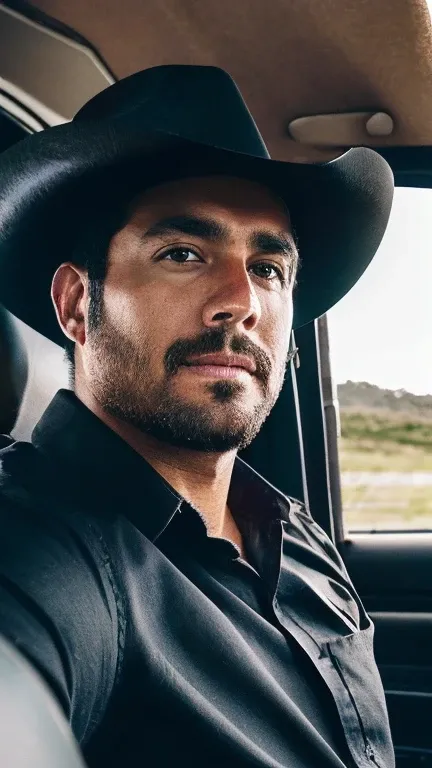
181, 379, 256, 406
156, 427, 256, 454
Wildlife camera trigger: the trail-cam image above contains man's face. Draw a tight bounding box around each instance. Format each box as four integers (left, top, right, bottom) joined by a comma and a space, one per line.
82, 175, 297, 452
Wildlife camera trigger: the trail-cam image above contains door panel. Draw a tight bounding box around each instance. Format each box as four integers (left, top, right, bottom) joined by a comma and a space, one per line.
341, 534, 432, 765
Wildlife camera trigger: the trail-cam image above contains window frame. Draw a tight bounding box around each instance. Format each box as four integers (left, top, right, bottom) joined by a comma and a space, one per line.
302, 147, 432, 543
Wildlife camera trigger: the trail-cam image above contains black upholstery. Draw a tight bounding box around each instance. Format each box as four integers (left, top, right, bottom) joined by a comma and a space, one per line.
0, 113, 30, 434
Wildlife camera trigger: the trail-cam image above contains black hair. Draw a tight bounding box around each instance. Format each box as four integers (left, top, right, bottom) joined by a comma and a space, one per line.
64, 192, 134, 382
62, 150, 187, 382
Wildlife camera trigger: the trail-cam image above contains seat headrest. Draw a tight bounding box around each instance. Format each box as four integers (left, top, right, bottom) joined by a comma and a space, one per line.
0, 306, 28, 435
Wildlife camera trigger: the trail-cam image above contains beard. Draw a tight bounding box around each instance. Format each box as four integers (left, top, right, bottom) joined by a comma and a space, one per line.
86, 313, 289, 453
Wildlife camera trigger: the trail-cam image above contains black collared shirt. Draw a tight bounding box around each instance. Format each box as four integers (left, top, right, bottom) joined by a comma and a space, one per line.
0, 390, 394, 768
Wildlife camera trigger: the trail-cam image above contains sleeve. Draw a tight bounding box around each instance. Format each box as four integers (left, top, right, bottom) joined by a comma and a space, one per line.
0, 495, 121, 745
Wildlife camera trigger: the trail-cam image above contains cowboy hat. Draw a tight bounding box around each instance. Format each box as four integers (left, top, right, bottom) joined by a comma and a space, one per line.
0, 65, 393, 347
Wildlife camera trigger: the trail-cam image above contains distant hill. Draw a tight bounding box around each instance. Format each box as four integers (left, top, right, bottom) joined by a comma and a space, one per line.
337, 381, 432, 420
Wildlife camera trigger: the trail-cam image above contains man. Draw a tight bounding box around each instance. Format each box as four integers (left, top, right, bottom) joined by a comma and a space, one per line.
0, 66, 394, 767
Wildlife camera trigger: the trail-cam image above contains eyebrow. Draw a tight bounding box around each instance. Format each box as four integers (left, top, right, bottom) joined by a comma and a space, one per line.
143, 215, 226, 242
142, 214, 298, 270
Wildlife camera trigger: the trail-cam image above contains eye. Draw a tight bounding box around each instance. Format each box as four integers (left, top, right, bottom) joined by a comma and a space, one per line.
160, 248, 202, 264
250, 262, 285, 284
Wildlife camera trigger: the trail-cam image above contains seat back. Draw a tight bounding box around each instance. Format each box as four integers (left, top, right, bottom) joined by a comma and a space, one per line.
0, 635, 86, 767
0, 305, 28, 435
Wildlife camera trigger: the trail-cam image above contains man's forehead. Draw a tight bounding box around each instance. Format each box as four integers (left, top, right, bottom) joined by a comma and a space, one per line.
126, 174, 292, 232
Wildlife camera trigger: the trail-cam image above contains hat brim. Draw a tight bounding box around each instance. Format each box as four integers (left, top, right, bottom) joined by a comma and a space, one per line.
0, 120, 394, 347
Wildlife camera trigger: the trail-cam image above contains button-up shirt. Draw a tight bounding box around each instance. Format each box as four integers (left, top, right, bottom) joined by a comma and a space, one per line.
0, 389, 394, 767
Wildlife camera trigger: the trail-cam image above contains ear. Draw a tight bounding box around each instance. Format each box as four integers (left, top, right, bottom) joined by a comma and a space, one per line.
51, 263, 88, 347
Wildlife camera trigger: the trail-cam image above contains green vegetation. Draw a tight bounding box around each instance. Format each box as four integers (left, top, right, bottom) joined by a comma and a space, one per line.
339, 411, 432, 473
341, 409, 432, 452
342, 483, 432, 530
339, 437, 432, 473
337, 382, 432, 531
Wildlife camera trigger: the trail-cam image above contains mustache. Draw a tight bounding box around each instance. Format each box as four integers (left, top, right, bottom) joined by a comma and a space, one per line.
164, 327, 273, 384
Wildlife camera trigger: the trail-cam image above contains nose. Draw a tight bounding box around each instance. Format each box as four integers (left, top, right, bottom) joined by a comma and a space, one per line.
201, 262, 262, 332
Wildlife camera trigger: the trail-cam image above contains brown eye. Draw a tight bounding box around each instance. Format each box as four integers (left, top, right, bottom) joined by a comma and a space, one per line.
250, 262, 285, 283
161, 248, 201, 263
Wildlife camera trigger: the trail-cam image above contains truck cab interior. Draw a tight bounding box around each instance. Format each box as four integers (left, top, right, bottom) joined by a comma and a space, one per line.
0, 1, 432, 765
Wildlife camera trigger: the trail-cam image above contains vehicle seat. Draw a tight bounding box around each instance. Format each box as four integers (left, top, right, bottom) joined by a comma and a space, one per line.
0, 303, 69, 444
0, 305, 28, 436
0, 634, 86, 767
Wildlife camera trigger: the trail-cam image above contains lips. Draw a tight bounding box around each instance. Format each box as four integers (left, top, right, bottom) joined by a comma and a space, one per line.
183, 353, 256, 374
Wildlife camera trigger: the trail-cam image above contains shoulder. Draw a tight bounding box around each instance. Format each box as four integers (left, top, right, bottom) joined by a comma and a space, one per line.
281, 495, 372, 632
0, 438, 123, 743
0, 434, 14, 449
0, 437, 44, 502
0, 437, 121, 614
283, 494, 348, 573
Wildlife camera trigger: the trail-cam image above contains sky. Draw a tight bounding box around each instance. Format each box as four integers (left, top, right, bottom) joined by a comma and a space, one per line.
327, 187, 432, 395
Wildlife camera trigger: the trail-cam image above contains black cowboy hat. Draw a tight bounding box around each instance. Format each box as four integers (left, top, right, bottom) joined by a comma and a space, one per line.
0, 65, 393, 347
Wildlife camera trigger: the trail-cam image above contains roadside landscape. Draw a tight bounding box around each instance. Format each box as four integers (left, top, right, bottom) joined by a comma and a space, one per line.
337, 381, 432, 530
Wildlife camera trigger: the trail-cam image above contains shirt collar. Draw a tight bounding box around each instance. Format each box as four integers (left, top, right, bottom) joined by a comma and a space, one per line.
32, 389, 182, 541
32, 389, 291, 547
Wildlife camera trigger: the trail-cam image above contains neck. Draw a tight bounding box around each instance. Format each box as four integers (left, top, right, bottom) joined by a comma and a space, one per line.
76, 384, 241, 545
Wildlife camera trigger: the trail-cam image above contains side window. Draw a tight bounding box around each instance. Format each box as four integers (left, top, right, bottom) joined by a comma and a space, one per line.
327, 187, 432, 532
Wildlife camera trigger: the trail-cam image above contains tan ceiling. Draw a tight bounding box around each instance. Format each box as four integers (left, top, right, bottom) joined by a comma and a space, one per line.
20, 0, 432, 160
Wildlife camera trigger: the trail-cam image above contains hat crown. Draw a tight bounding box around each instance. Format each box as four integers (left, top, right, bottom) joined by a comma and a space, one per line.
75, 65, 270, 160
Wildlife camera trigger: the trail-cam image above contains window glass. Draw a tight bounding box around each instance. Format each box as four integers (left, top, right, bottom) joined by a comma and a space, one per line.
327, 187, 432, 531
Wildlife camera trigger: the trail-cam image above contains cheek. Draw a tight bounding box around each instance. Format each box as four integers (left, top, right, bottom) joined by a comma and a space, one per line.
102, 282, 195, 358
263, 295, 293, 359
